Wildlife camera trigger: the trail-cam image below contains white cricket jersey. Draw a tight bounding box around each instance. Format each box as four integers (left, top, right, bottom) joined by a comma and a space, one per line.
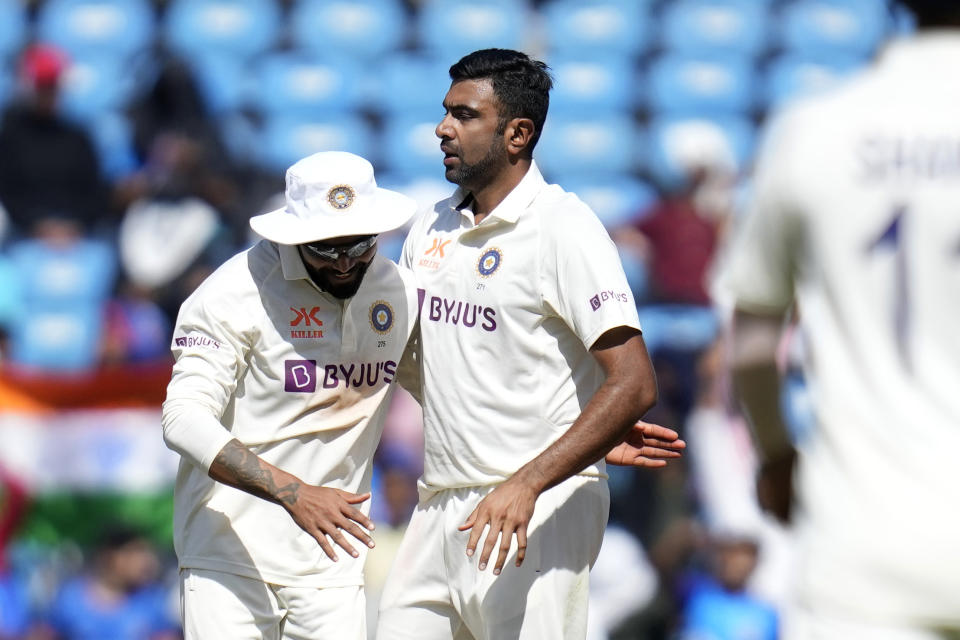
723, 34, 960, 624
162, 240, 419, 588
400, 162, 641, 491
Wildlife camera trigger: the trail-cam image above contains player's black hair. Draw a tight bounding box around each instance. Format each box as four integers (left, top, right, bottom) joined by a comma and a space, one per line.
448, 48, 553, 151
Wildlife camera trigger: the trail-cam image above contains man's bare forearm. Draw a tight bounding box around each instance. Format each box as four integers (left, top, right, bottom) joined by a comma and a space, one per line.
514, 375, 655, 494
208, 438, 301, 507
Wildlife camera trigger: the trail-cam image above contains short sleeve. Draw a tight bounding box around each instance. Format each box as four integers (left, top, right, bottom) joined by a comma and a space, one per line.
722, 111, 805, 313
541, 203, 641, 349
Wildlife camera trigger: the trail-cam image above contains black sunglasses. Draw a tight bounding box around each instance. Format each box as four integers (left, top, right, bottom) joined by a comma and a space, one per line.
302, 235, 378, 262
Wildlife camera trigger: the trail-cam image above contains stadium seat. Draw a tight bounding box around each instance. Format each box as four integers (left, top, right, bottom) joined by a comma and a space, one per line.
9, 304, 105, 371
57, 54, 140, 121
762, 53, 863, 109
8, 237, 116, 306
251, 52, 365, 117
534, 114, 642, 177
542, 0, 652, 56
646, 115, 755, 192
83, 111, 138, 179
258, 115, 375, 174
186, 54, 250, 115
777, 0, 889, 60
547, 54, 637, 115
382, 114, 444, 179
637, 304, 719, 354
163, 0, 280, 62
0, 66, 12, 110
647, 53, 756, 116
0, 0, 28, 61
37, 0, 156, 60
551, 174, 657, 231
290, 0, 408, 61
377, 54, 451, 116
660, 0, 769, 56
417, 0, 529, 61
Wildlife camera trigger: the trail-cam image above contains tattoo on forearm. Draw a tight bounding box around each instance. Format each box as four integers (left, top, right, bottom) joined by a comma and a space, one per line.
212, 440, 300, 506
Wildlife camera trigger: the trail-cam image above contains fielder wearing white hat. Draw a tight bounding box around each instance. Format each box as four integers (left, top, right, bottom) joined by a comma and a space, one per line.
250, 151, 417, 244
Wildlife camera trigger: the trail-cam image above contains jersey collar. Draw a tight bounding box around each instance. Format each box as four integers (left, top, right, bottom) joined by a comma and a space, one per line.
278, 242, 310, 281
450, 161, 548, 226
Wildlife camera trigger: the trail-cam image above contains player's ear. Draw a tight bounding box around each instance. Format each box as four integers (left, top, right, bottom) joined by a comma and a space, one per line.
504, 117, 535, 155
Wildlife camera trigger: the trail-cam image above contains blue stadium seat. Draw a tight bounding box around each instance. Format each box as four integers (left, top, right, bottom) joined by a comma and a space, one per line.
0, 66, 12, 110
660, 0, 769, 56
535, 114, 642, 177
290, 0, 408, 61
547, 54, 637, 115
57, 54, 139, 121
251, 53, 365, 117
377, 54, 451, 115
0, 0, 28, 61
646, 115, 755, 192
542, 0, 652, 56
778, 0, 889, 60
186, 55, 250, 115
37, 0, 156, 60
647, 53, 756, 116
163, 0, 280, 62
637, 304, 719, 355
553, 174, 657, 230
9, 237, 116, 306
763, 53, 863, 109
0, 254, 22, 333
83, 111, 138, 179
258, 115, 375, 174
417, 0, 528, 61
9, 304, 105, 371
382, 114, 443, 179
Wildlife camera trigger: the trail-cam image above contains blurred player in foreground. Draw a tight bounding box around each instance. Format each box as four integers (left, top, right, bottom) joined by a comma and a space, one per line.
377, 48, 684, 640
724, 1, 960, 637
162, 151, 419, 639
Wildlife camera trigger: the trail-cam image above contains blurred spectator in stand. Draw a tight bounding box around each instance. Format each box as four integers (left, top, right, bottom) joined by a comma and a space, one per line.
364, 444, 420, 637
115, 58, 244, 327
0, 44, 112, 240
675, 529, 779, 640
121, 57, 244, 241
0, 465, 30, 640
39, 525, 180, 640
615, 164, 729, 309
613, 163, 734, 425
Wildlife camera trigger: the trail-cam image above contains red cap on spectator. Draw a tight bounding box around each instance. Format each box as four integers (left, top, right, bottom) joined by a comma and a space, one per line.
20, 44, 68, 88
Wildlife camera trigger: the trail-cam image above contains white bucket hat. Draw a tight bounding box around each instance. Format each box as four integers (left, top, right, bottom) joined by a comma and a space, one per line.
249, 151, 417, 245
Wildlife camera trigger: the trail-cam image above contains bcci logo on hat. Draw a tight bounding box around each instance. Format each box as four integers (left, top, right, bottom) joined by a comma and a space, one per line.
477, 247, 503, 278
327, 184, 355, 210
370, 301, 394, 334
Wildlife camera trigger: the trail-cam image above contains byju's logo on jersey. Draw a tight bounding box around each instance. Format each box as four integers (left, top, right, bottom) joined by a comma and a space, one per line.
477, 247, 503, 278
285, 359, 317, 393
589, 290, 630, 311
369, 300, 394, 334
173, 333, 222, 350
418, 236, 451, 270
290, 306, 324, 339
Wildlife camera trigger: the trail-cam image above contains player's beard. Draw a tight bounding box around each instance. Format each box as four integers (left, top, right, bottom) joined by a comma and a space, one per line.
307, 260, 372, 300
445, 134, 507, 191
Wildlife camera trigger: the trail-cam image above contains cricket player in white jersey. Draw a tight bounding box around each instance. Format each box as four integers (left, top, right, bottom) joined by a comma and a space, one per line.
724, 1, 960, 637
377, 49, 680, 640
161, 151, 420, 640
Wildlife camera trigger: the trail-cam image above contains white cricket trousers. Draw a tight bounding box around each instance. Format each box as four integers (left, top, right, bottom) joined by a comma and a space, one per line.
376, 475, 609, 640
180, 567, 365, 640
